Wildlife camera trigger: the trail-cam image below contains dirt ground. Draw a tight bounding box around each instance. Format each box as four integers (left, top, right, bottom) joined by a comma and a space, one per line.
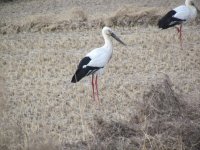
0, 0, 200, 150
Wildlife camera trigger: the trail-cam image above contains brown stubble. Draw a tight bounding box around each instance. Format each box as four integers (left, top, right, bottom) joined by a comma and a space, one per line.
0, 0, 200, 149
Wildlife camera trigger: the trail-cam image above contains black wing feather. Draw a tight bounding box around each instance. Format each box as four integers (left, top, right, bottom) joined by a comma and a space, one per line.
77, 57, 91, 69
71, 57, 103, 83
158, 10, 185, 29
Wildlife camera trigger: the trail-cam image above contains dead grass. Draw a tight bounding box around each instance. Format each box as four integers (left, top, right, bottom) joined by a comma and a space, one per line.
1, 0, 200, 150
1, 25, 200, 150
1, 3, 200, 34
58, 75, 200, 150
0, 70, 6, 117
138, 75, 200, 150
0, 6, 162, 34
2, 5, 200, 35
104, 6, 162, 27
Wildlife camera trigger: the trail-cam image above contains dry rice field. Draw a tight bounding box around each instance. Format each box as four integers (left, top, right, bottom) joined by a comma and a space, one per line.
0, 0, 200, 149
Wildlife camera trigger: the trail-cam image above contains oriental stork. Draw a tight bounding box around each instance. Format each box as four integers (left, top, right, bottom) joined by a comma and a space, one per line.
71, 27, 126, 102
158, 0, 199, 49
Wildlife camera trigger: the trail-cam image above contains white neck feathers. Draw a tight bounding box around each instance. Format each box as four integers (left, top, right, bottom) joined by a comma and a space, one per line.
102, 32, 112, 49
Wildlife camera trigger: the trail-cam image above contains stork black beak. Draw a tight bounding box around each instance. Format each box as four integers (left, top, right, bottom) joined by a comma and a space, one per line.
110, 32, 126, 46
193, 3, 200, 14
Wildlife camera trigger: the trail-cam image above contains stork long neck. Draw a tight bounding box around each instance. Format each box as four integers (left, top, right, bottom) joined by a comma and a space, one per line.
103, 33, 112, 50
185, 0, 191, 6
185, 0, 197, 19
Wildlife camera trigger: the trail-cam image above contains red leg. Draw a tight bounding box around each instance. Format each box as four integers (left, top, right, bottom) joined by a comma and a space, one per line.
175, 26, 180, 33
92, 74, 95, 101
95, 75, 100, 102
179, 24, 183, 49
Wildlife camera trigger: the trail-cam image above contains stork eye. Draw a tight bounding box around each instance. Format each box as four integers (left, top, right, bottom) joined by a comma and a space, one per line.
191, 2, 195, 6
108, 31, 112, 35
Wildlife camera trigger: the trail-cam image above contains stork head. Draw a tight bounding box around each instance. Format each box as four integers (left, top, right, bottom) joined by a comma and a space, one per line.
185, 0, 200, 14
185, 0, 194, 6
102, 26, 126, 46
186, 0, 198, 7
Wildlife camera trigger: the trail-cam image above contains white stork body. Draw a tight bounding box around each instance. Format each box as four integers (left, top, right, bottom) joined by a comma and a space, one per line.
173, 4, 197, 22
71, 27, 126, 102
85, 39, 113, 75
158, 0, 199, 48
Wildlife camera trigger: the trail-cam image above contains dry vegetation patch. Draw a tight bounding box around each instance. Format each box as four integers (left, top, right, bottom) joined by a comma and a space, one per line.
61, 76, 200, 150
1, 4, 200, 34
138, 75, 200, 150
0, 6, 163, 34
1, 0, 200, 149
0, 76, 6, 117
105, 6, 161, 27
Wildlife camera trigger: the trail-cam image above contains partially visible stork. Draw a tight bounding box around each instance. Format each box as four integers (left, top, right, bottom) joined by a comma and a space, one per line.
71, 27, 126, 102
158, 0, 199, 49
